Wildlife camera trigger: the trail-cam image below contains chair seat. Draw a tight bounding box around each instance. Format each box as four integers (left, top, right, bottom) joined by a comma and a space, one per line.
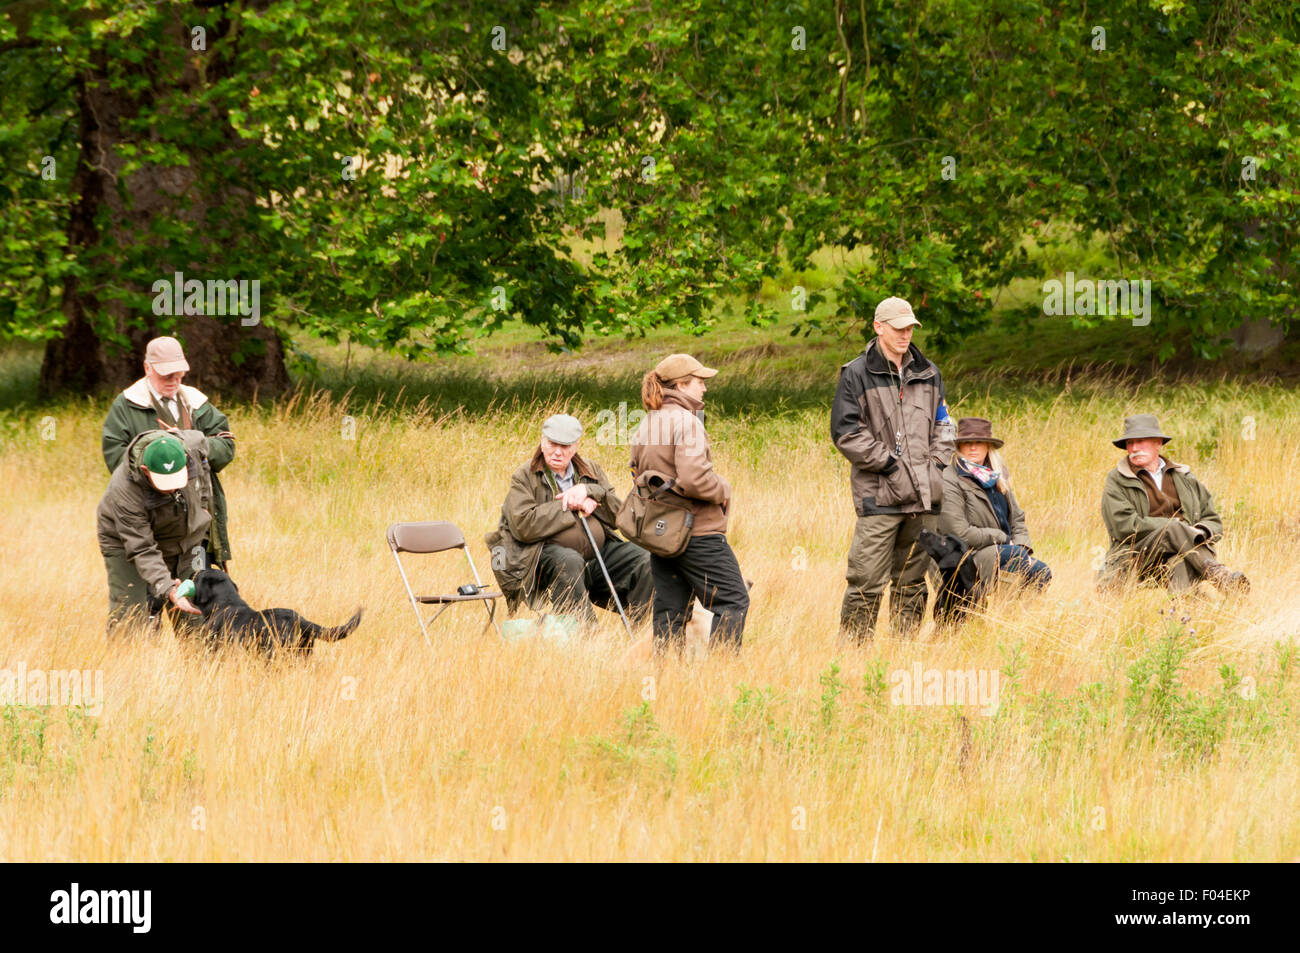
415, 590, 502, 604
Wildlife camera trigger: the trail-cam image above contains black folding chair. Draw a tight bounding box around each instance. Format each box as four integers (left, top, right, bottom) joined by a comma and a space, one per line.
386, 521, 503, 644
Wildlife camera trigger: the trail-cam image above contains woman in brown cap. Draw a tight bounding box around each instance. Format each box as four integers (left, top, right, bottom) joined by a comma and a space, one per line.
938, 417, 1051, 601
629, 354, 749, 651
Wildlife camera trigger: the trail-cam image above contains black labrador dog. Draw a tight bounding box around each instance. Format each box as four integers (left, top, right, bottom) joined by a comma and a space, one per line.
917, 530, 981, 625
189, 569, 361, 656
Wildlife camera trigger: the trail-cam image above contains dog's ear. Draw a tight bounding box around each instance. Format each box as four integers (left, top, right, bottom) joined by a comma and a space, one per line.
191, 571, 210, 607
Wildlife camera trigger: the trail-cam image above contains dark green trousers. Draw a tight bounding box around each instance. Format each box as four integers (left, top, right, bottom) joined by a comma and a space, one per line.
1127, 519, 1218, 592
535, 537, 653, 623
104, 551, 205, 638
840, 512, 937, 641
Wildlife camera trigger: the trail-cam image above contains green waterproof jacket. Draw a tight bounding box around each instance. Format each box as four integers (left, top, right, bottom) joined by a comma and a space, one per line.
96, 429, 215, 599
102, 379, 235, 563
1097, 455, 1223, 586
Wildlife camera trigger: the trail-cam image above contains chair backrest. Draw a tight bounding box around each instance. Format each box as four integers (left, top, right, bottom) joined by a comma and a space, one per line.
387, 521, 466, 554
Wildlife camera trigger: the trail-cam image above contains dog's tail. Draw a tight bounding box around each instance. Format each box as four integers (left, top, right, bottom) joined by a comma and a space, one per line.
320, 608, 363, 642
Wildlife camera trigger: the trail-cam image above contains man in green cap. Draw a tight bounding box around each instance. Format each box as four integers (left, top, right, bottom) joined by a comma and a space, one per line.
1098, 414, 1249, 593
97, 429, 215, 635
487, 413, 653, 625
101, 335, 236, 570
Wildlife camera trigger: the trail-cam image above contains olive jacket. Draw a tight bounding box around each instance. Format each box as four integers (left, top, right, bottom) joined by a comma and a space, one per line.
485, 449, 624, 611
938, 461, 1033, 554
96, 429, 215, 599
1097, 455, 1222, 586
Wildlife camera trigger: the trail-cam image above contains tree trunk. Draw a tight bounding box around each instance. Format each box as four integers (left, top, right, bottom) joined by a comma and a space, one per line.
1227, 219, 1294, 359
38, 12, 289, 401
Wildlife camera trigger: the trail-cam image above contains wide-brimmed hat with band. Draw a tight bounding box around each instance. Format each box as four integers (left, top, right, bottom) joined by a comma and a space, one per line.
654, 353, 718, 382
1112, 414, 1172, 449
954, 417, 1004, 448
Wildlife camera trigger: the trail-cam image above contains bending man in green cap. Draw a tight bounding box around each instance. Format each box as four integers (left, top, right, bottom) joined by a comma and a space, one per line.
487, 413, 652, 626
97, 429, 215, 635
1098, 414, 1249, 593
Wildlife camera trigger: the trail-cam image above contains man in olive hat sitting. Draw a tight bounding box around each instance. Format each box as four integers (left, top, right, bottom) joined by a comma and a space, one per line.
1098, 414, 1249, 593
488, 414, 653, 625
97, 429, 215, 635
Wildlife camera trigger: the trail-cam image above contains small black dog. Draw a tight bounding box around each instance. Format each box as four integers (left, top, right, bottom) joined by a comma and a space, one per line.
188, 569, 361, 656
917, 530, 981, 625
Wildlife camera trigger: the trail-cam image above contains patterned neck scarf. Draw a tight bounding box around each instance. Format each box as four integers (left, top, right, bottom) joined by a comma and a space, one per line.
957, 455, 1000, 489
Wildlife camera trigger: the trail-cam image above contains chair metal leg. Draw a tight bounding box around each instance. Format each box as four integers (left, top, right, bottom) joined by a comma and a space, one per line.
466, 547, 502, 638
391, 547, 433, 647
481, 596, 503, 639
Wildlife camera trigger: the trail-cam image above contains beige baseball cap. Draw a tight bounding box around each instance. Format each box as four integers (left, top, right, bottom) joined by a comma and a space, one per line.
654, 353, 717, 382
144, 336, 190, 375
874, 296, 921, 329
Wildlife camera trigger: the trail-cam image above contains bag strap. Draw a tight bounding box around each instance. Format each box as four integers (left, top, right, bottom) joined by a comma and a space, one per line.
636, 469, 679, 498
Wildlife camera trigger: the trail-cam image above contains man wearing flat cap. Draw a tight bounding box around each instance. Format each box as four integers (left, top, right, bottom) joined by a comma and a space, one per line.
101, 335, 236, 571
831, 295, 956, 641
1098, 414, 1249, 593
487, 414, 652, 624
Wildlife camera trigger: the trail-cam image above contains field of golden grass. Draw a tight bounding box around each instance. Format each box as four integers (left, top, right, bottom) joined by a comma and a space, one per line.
2, 360, 1299, 861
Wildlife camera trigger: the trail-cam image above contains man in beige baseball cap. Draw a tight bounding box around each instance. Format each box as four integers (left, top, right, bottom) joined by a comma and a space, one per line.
874, 296, 922, 331
144, 335, 191, 376
102, 334, 237, 571
830, 294, 956, 642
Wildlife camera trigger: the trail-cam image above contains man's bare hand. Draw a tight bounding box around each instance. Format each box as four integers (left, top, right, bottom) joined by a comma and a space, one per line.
577, 497, 598, 517
555, 484, 590, 511
169, 584, 202, 615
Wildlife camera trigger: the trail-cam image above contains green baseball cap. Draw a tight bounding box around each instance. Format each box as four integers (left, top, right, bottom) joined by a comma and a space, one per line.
141, 434, 188, 490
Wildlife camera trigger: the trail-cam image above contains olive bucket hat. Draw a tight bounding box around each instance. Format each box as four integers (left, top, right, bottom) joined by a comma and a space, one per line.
1113, 414, 1173, 449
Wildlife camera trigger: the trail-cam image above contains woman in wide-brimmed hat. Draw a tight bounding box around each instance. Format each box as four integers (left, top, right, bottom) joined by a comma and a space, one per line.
938, 417, 1051, 602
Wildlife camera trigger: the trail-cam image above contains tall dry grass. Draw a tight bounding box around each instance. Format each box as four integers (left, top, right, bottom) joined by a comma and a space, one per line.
1, 371, 1298, 860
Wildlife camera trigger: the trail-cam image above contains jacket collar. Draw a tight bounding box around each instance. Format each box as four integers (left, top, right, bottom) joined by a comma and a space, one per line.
123, 377, 209, 411
1115, 454, 1189, 480
864, 339, 934, 381
661, 389, 704, 414
954, 460, 1002, 518
529, 447, 597, 481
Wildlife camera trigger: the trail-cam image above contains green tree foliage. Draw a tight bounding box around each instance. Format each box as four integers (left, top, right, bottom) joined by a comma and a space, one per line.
0, 0, 1296, 395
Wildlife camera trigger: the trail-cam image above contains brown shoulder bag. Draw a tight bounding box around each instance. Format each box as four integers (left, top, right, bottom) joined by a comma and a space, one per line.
616, 469, 695, 557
